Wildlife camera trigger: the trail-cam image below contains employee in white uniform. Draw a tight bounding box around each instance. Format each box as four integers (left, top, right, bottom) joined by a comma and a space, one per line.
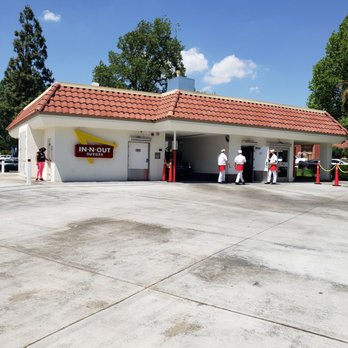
265, 149, 278, 184
234, 149, 246, 185
217, 149, 229, 183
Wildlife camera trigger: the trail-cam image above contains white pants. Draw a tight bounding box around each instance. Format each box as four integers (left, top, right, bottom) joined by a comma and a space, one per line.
235, 171, 244, 183
218, 170, 226, 183
267, 170, 277, 183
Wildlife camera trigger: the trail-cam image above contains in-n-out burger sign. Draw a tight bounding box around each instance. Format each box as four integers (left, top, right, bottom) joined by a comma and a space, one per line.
75, 144, 114, 158
74, 130, 117, 163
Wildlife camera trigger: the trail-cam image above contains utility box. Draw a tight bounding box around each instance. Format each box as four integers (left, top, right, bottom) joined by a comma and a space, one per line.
167, 76, 195, 92
253, 146, 269, 181
254, 146, 269, 171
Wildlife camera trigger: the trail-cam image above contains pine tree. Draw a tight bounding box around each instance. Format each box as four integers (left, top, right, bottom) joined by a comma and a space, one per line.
0, 5, 54, 150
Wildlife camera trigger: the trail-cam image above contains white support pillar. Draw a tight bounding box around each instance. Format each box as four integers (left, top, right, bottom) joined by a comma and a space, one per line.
288, 141, 295, 182
26, 157, 32, 185
228, 134, 242, 176
172, 130, 177, 182
173, 130, 177, 150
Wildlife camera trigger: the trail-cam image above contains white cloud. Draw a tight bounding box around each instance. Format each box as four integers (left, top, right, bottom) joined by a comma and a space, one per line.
43, 10, 61, 22
201, 86, 213, 93
249, 86, 260, 93
182, 48, 208, 74
204, 55, 257, 85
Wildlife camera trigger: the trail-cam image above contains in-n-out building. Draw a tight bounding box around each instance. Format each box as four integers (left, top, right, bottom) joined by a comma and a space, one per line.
7, 77, 347, 182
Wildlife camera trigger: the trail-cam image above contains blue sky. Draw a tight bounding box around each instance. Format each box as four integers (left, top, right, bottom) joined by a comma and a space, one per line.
1, 0, 347, 107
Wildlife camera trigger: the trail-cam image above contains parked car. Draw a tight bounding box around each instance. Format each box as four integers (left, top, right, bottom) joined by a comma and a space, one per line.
297, 159, 318, 173
297, 159, 316, 169
295, 157, 308, 166
0, 155, 12, 161
0, 157, 18, 172
331, 159, 348, 166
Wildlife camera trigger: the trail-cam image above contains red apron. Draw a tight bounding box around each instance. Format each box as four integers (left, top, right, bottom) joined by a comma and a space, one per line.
218, 165, 226, 172
270, 164, 277, 171
235, 164, 244, 171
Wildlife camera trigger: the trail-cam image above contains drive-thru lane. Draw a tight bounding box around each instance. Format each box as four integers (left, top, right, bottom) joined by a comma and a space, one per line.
0, 175, 347, 347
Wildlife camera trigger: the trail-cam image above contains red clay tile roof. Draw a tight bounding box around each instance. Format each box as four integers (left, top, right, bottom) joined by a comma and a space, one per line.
7, 82, 348, 137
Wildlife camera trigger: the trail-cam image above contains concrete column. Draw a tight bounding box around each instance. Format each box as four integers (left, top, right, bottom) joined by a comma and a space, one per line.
173, 131, 177, 182
320, 143, 332, 181
228, 135, 241, 175
26, 157, 32, 185
288, 141, 295, 182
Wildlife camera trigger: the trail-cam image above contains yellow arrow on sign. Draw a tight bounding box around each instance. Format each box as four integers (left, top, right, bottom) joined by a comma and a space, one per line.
75, 129, 117, 164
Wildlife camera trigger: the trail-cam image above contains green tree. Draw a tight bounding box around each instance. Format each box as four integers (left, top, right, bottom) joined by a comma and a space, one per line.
93, 18, 185, 93
0, 5, 54, 150
341, 83, 348, 128
0, 81, 14, 151
307, 15, 348, 126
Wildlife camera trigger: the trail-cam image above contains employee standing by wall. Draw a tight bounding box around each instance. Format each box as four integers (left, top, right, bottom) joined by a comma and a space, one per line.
234, 149, 246, 185
217, 149, 230, 183
36, 147, 50, 181
265, 149, 278, 184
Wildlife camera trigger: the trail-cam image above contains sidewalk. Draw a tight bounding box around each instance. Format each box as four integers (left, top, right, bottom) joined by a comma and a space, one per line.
0, 174, 347, 347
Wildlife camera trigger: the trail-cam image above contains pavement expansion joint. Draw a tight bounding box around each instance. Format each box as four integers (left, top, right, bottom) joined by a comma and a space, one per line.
23, 287, 148, 348
151, 288, 348, 345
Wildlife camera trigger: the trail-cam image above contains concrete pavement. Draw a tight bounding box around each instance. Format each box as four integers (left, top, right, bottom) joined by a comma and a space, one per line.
0, 174, 347, 347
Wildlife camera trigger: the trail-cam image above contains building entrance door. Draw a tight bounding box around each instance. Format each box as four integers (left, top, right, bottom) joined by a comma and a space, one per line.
276, 149, 289, 181
128, 142, 149, 180
241, 146, 254, 182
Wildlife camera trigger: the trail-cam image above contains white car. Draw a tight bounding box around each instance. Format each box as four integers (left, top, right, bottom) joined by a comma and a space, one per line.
331, 159, 348, 165
295, 157, 307, 166
0, 155, 12, 161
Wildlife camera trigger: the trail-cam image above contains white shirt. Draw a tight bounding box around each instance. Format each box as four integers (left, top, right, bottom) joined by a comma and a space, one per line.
218, 153, 228, 165
234, 154, 246, 165
269, 154, 278, 165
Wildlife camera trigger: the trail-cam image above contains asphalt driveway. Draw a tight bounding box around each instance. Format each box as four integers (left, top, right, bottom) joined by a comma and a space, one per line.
0, 174, 347, 347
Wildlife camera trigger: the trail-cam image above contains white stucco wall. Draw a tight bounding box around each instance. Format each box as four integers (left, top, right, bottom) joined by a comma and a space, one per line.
52, 128, 164, 182
11, 114, 345, 183
18, 125, 45, 179
18, 125, 27, 177
148, 132, 165, 180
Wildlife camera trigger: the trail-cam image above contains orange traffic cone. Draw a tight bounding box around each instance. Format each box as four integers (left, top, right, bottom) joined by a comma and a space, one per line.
315, 163, 321, 184
168, 160, 173, 182
333, 164, 340, 186
161, 158, 167, 181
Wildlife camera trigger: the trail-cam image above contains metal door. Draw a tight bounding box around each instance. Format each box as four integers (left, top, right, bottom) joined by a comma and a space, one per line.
276, 149, 289, 180
128, 142, 149, 180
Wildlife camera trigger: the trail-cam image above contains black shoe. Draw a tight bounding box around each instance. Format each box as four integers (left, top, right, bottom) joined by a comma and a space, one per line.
242, 182, 246, 185
40, 178, 44, 181
235, 182, 240, 185
271, 182, 276, 185
265, 182, 270, 184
